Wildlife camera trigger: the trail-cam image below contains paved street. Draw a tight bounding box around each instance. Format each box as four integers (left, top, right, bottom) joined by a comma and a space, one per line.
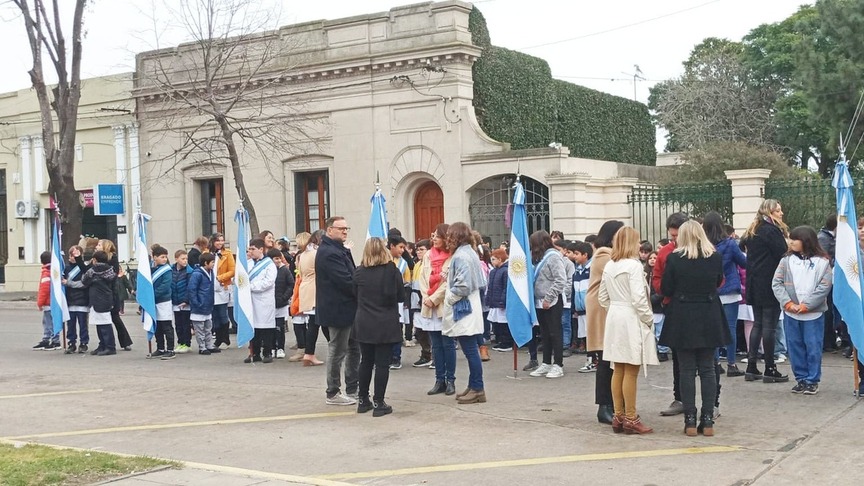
1, 304, 861, 485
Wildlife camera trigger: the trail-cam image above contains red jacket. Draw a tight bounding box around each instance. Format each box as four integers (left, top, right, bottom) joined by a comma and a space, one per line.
652, 241, 676, 298
37, 264, 51, 308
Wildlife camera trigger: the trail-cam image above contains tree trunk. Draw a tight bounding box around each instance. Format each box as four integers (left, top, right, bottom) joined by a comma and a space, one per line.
214, 114, 260, 237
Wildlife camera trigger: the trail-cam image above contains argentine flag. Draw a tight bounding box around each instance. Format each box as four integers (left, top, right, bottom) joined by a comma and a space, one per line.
49, 215, 69, 336
135, 212, 157, 340
232, 208, 255, 348
506, 180, 538, 347
367, 187, 389, 240
832, 156, 864, 351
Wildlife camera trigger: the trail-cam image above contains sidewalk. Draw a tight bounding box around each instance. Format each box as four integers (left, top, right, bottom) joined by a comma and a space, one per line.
101, 463, 352, 486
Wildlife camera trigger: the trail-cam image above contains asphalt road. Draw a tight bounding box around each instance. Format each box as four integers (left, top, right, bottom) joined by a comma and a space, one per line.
0, 305, 861, 485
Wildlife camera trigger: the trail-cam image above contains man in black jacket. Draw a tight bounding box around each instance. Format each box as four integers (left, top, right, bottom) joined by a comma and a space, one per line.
317, 216, 360, 406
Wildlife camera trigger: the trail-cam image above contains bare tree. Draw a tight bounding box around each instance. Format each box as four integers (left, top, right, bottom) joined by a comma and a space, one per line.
11, 0, 86, 250
136, 0, 323, 235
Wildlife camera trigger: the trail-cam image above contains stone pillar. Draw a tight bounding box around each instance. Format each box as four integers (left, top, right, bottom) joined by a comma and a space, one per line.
725, 169, 772, 235
546, 173, 592, 239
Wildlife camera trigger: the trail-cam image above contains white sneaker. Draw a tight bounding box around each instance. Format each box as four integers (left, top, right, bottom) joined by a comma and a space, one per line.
578, 361, 596, 373
529, 363, 553, 377
325, 394, 356, 406
546, 364, 564, 378
775, 354, 787, 364
276, 349, 286, 359
404, 340, 416, 347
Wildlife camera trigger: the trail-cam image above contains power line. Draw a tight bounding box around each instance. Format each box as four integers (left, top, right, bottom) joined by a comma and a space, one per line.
518, 0, 725, 50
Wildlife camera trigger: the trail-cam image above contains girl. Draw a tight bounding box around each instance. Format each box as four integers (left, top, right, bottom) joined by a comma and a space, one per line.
207, 233, 235, 348
771, 226, 832, 395
416, 224, 455, 396
299, 230, 329, 366
95, 239, 133, 351
486, 249, 512, 352
644, 251, 668, 361
528, 230, 569, 379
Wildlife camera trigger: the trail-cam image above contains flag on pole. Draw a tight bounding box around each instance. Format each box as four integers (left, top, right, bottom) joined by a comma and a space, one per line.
232, 207, 255, 348
366, 187, 389, 240
49, 214, 70, 336
135, 212, 157, 340
832, 156, 864, 351
506, 179, 537, 347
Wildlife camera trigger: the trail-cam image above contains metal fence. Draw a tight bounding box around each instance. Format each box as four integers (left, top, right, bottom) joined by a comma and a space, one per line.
629, 182, 733, 245
763, 178, 837, 230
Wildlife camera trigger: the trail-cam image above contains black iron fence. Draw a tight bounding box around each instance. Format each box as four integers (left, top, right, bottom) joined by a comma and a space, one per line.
629, 182, 733, 245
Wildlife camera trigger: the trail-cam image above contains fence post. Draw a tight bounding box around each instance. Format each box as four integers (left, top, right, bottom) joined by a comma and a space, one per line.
725, 169, 772, 235
591, 177, 640, 229
547, 173, 592, 239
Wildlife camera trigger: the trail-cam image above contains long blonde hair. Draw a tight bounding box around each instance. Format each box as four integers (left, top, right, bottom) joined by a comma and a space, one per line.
98, 239, 116, 259
610, 226, 641, 261
360, 237, 391, 267
743, 199, 789, 239
675, 221, 716, 259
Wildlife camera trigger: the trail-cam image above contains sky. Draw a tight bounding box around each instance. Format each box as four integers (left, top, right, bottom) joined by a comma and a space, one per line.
0, 0, 811, 151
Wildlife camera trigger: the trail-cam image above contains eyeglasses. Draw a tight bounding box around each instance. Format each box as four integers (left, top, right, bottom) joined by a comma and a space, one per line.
330, 226, 350, 232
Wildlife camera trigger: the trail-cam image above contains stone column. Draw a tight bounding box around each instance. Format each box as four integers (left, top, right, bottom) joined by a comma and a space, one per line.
725, 169, 772, 235
546, 173, 592, 239
31, 137, 47, 256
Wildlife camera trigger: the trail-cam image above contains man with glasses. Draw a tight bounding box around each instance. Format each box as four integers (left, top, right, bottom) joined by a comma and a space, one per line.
316, 216, 361, 405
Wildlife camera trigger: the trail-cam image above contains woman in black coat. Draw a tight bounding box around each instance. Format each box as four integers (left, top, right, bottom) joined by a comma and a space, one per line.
353, 238, 405, 417
740, 199, 789, 383
660, 221, 731, 437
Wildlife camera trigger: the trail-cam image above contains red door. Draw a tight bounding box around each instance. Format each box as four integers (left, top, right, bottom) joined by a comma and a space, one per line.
414, 181, 444, 241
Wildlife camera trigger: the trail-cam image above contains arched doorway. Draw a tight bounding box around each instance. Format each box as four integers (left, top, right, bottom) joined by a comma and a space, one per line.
469, 174, 549, 247
414, 180, 444, 241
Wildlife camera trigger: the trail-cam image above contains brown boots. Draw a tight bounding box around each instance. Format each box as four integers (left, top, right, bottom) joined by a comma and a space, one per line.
623, 415, 653, 435
612, 413, 624, 434
479, 345, 490, 362
456, 389, 486, 404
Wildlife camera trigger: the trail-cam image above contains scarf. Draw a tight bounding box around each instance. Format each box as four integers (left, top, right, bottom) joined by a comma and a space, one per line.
427, 247, 450, 295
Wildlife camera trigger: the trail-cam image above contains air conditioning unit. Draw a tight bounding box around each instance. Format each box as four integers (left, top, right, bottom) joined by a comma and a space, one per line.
14, 200, 40, 219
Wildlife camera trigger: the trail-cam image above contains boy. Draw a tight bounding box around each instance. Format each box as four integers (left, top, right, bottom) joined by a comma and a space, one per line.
245, 238, 277, 364
270, 248, 295, 359
188, 252, 219, 355
64, 246, 90, 354
388, 235, 411, 370
34, 251, 61, 350
411, 239, 433, 368
149, 245, 176, 360
554, 239, 575, 357
567, 241, 594, 369
81, 251, 117, 356
171, 249, 194, 354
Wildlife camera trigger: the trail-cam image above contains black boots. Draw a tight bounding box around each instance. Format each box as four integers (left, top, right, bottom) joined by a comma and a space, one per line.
744, 363, 762, 381
427, 381, 446, 395
597, 404, 614, 424
357, 396, 373, 414
697, 413, 714, 436
763, 366, 789, 383
684, 413, 698, 436
445, 380, 456, 396
373, 399, 392, 417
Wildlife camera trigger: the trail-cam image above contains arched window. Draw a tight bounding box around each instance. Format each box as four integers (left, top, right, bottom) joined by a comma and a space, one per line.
469, 174, 549, 247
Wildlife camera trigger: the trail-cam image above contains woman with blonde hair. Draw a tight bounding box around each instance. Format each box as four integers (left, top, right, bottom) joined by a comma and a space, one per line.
287, 232, 311, 361
299, 229, 329, 366
353, 237, 405, 416
741, 199, 790, 383
660, 221, 730, 437
94, 239, 133, 351
599, 226, 657, 434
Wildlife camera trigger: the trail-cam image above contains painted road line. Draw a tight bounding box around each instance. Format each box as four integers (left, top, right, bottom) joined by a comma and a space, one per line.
3, 411, 353, 440
0, 389, 103, 399
316, 446, 742, 480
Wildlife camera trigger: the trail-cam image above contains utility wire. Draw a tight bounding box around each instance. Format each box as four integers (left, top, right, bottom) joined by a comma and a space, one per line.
844, 88, 864, 152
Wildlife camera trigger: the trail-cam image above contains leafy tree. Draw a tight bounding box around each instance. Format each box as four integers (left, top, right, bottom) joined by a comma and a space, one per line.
665, 141, 800, 184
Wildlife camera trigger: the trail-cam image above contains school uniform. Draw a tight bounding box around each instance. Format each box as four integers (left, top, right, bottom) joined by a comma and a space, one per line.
274, 263, 296, 354
249, 256, 278, 360
172, 263, 194, 349
188, 266, 216, 353
81, 263, 118, 354
152, 262, 175, 353
65, 259, 90, 349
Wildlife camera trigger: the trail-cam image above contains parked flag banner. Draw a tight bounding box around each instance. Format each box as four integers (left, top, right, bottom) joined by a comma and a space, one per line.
832, 156, 864, 351
233, 207, 255, 348
506, 179, 538, 347
50, 214, 70, 336
366, 187, 389, 240
135, 212, 157, 340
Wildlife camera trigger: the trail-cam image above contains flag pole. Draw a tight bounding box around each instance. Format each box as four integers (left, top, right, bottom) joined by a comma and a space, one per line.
54, 195, 66, 352
854, 348, 860, 398
137, 197, 153, 358
240, 198, 254, 363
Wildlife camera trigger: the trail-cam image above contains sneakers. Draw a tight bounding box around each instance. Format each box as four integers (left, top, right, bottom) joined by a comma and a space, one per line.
147, 350, 165, 359
726, 364, 744, 377
404, 340, 416, 347
262, 355, 274, 363
175, 344, 190, 354
32, 341, 49, 350
762, 367, 789, 383
412, 357, 432, 368
160, 351, 177, 360
44, 343, 61, 351
326, 394, 357, 406
276, 349, 286, 359
97, 349, 117, 356
389, 359, 402, 370
529, 363, 553, 377
64, 344, 77, 354
522, 359, 539, 372
545, 364, 564, 378
208, 347, 221, 353
660, 400, 684, 416
492, 343, 512, 352
562, 348, 573, 358
791, 381, 806, 394
199, 349, 211, 355
578, 361, 596, 373
243, 355, 263, 364
803, 383, 819, 395
774, 354, 787, 364
78, 344, 88, 354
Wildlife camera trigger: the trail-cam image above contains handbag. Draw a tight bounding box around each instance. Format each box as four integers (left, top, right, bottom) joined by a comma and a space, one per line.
453, 298, 472, 321
290, 273, 302, 316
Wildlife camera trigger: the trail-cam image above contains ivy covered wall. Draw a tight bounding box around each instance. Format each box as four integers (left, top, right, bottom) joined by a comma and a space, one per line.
469, 8, 656, 165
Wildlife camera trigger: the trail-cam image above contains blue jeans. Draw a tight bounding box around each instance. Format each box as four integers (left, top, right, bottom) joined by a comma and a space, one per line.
391, 342, 402, 360
654, 315, 670, 354
457, 335, 485, 390
784, 314, 824, 384
722, 303, 739, 365
41, 310, 60, 344
775, 315, 787, 356
561, 307, 572, 349
67, 311, 89, 345
482, 311, 491, 341
429, 331, 456, 382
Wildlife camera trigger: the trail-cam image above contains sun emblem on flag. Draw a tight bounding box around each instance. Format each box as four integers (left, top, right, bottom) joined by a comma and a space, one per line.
846, 256, 860, 277
509, 256, 527, 279
237, 273, 249, 288
51, 268, 60, 279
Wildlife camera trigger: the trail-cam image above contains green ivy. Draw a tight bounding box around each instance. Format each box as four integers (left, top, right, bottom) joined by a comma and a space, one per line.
469, 8, 656, 165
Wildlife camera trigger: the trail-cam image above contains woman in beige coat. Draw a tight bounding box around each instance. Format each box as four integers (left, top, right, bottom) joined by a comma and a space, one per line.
585, 220, 623, 425
599, 226, 658, 435
299, 230, 328, 366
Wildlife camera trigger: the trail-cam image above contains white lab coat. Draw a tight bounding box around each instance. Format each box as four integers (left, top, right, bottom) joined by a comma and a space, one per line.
249, 260, 277, 329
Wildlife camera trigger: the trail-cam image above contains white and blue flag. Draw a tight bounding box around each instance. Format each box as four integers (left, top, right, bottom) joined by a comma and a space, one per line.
135, 212, 157, 340
506, 180, 538, 347
233, 207, 255, 348
832, 156, 864, 351
366, 187, 389, 240
50, 215, 69, 336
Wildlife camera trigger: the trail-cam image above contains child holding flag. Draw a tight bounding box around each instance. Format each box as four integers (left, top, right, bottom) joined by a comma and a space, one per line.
150, 245, 176, 360
64, 246, 89, 354
34, 251, 61, 350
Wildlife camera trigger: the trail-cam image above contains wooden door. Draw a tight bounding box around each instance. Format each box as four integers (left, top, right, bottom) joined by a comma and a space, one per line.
413, 181, 444, 241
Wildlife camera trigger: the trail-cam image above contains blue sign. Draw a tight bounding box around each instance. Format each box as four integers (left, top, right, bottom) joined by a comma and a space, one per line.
94, 184, 125, 216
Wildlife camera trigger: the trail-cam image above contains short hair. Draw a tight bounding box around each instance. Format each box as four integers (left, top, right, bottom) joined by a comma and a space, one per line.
174, 249, 187, 258
40, 251, 51, 265
666, 212, 689, 230
199, 253, 215, 266
824, 213, 838, 231
388, 227, 402, 237
658, 238, 670, 246
554, 239, 571, 249
388, 235, 407, 247
152, 245, 168, 257
93, 250, 109, 263
594, 221, 624, 249
249, 238, 266, 249
550, 230, 564, 240
491, 248, 508, 262
639, 241, 653, 253
584, 234, 597, 245
570, 241, 593, 259
611, 227, 641, 261
361, 237, 391, 267
194, 236, 209, 248
325, 216, 345, 229
266, 248, 282, 259
446, 222, 474, 251
69, 245, 83, 256
415, 239, 430, 249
